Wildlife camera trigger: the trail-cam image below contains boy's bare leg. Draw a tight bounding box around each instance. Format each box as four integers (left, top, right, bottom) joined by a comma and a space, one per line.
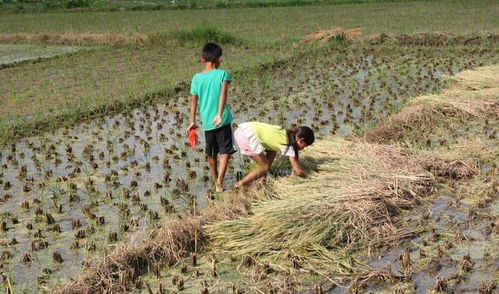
216, 153, 230, 192
235, 151, 276, 188
207, 155, 218, 186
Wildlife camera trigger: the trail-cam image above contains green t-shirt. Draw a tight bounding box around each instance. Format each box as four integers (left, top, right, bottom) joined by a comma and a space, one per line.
190, 69, 233, 131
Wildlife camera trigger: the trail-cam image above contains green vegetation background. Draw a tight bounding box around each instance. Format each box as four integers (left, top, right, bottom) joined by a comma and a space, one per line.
0, 0, 433, 13
0, 0, 498, 144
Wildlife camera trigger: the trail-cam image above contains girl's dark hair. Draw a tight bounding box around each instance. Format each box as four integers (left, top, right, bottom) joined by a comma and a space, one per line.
285, 126, 315, 160
202, 42, 222, 62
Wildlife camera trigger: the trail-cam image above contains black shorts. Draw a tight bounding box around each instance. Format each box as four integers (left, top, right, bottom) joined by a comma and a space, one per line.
204, 124, 236, 157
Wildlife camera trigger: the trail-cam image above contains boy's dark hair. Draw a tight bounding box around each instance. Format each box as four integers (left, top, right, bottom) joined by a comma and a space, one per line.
285, 126, 315, 160
202, 42, 223, 62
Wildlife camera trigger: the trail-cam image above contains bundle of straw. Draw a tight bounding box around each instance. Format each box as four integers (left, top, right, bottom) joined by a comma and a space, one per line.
365, 65, 499, 144
303, 28, 363, 43
206, 138, 435, 259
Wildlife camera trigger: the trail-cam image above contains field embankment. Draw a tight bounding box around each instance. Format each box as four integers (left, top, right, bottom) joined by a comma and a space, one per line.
53, 65, 498, 293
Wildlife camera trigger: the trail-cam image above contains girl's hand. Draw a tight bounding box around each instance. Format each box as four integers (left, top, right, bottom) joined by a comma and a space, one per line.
211, 114, 222, 127
289, 156, 307, 178
294, 169, 307, 178
186, 123, 196, 134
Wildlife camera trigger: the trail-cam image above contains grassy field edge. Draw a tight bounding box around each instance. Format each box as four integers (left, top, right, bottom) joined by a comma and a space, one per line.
0, 0, 433, 15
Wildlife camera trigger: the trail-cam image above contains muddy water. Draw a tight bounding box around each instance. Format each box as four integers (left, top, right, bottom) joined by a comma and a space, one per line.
325, 193, 498, 294
326, 117, 499, 294
352, 195, 499, 294
0, 46, 497, 291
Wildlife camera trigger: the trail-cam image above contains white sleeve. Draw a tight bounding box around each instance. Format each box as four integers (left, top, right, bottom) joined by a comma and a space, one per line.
280, 145, 296, 157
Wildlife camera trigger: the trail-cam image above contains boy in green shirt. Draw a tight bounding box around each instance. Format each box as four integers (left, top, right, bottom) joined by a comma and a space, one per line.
186, 42, 235, 192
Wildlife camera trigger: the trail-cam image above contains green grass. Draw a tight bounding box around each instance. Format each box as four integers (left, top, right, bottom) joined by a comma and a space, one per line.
0, 0, 432, 13
0, 0, 498, 144
0, 40, 299, 143
0, 0, 498, 40
169, 27, 245, 45
0, 43, 284, 120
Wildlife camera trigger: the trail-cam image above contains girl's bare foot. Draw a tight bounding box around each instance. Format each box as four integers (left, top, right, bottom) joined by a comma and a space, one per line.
234, 181, 243, 189
215, 181, 223, 193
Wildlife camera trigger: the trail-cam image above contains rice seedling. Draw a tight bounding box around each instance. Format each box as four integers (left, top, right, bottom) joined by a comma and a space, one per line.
1, 36, 497, 292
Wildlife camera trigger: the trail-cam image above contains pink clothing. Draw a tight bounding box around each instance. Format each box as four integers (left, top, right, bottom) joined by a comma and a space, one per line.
234, 127, 261, 156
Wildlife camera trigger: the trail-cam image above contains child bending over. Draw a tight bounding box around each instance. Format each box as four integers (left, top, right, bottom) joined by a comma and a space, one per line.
233, 122, 315, 188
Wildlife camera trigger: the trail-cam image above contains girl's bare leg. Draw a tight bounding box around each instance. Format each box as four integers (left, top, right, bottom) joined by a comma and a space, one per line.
265, 151, 276, 165
235, 151, 276, 187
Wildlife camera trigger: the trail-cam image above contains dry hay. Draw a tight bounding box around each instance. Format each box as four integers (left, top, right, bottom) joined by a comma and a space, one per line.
303, 28, 363, 43
368, 33, 499, 46
436, 138, 499, 168
53, 230, 149, 293
453, 65, 499, 91
425, 160, 475, 180
54, 219, 200, 293
0, 33, 149, 46
351, 268, 401, 291
365, 65, 499, 144
205, 138, 436, 259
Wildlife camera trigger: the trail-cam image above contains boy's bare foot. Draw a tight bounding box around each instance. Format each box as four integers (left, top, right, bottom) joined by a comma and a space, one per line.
234, 181, 243, 189
215, 181, 223, 193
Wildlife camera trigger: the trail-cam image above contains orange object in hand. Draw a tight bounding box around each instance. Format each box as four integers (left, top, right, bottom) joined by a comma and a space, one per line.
188, 128, 198, 150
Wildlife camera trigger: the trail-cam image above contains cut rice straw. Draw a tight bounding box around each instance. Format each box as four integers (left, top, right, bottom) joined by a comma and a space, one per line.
365, 65, 499, 144
205, 138, 436, 259
303, 27, 363, 43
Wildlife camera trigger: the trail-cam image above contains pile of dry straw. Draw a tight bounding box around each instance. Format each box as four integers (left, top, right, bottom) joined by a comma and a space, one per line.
303, 28, 363, 43
206, 138, 436, 258
365, 65, 499, 144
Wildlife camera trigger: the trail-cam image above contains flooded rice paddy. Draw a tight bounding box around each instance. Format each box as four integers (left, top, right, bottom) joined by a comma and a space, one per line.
325, 113, 499, 294
0, 44, 84, 67
356, 182, 498, 294
1, 45, 498, 291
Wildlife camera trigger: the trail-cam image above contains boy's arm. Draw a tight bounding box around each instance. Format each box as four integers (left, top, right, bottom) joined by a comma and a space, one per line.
289, 156, 307, 178
211, 81, 229, 127
186, 95, 198, 133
